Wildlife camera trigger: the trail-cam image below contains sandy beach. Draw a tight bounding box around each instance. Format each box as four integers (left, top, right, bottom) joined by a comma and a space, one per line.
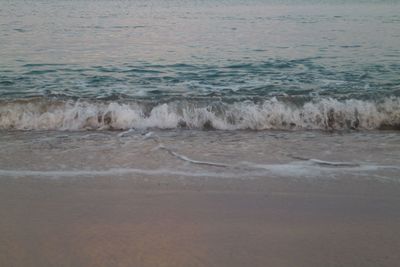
1, 175, 400, 267
1, 0, 400, 266
1, 130, 400, 267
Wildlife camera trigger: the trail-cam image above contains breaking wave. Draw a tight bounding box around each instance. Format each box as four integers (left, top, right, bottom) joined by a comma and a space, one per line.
0, 97, 399, 131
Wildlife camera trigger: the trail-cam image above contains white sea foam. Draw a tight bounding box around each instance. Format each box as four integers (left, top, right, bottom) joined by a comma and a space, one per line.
0, 163, 398, 180
0, 97, 399, 131
0, 168, 233, 178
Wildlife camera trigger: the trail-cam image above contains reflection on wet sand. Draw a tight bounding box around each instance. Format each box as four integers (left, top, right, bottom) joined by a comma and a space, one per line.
1, 178, 400, 267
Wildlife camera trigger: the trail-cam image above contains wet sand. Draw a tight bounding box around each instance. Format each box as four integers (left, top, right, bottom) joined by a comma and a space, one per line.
1, 176, 400, 267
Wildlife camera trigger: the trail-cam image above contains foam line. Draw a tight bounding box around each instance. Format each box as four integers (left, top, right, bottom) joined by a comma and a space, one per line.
0, 168, 232, 178
309, 159, 360, 167
158, 145, 230, 167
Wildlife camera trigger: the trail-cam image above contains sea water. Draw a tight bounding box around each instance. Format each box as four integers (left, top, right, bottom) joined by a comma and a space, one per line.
0, 0, 399, 180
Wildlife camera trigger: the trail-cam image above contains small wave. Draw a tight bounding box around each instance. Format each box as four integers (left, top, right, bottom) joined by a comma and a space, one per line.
0, 97, 399, 131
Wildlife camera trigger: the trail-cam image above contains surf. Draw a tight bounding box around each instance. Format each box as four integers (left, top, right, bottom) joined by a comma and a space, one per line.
0, 97, 399, 131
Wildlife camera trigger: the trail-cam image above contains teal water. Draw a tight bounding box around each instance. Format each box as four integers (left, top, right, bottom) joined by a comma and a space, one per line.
0, 0, 399, 130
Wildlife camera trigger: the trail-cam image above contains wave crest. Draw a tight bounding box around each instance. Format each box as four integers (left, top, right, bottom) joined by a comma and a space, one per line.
0, 97, 399, 131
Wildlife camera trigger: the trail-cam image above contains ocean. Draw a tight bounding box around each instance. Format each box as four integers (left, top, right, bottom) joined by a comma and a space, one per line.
0, 0, 399, 180
2, 2, 400, 266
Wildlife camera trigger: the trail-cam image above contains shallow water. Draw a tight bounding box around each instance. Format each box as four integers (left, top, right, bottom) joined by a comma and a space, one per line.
1, 130, 399, 181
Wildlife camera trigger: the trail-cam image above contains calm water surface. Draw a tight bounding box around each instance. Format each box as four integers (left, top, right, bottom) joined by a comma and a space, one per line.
1, 0, 399, 101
